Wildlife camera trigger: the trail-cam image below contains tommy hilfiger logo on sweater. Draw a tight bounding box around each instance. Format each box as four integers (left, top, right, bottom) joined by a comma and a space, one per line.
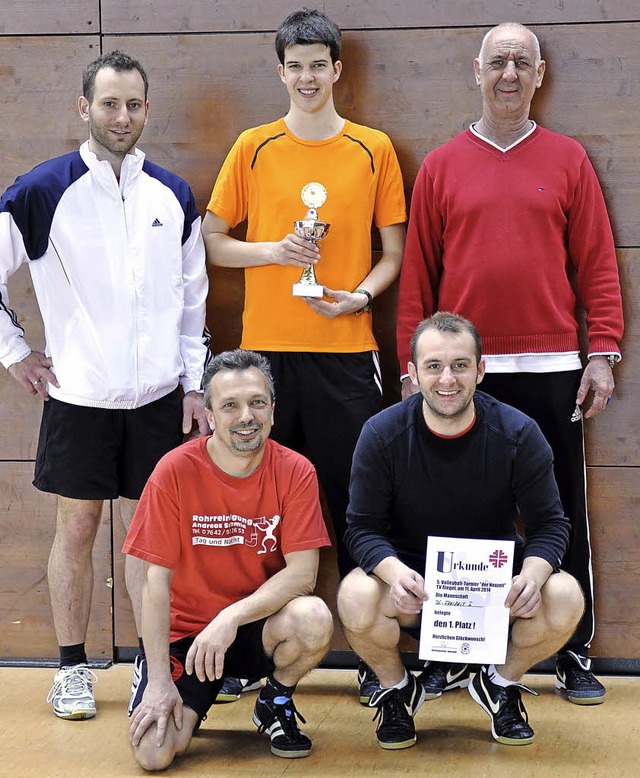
151, 218, 163, 227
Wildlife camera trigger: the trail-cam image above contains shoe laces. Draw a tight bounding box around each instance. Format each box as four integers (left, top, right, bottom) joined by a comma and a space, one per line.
494, 683, 535, 728
370, 686, 412, 725
47, 665, 97, 702
258, 696, 307, 741
563, 652, 594, 681
564, 664, 596, 684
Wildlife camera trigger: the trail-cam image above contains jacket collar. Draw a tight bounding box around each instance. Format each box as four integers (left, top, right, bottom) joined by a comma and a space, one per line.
79, 140, 146, 197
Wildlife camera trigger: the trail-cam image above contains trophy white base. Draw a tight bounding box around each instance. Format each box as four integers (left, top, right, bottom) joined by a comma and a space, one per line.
292, 282, 324, 298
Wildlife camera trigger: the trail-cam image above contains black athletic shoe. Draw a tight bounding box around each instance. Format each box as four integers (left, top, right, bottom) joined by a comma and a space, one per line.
468, 666, 537, 746
556, 651, 606, 705
358, 661, 380, 705
252, 695, 312, 758
416, 661, 471, 700
214, 676, 263, 703
368, 673, 426, 750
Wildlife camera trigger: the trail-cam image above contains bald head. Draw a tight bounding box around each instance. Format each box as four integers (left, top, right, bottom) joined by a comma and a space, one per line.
478, 22, 542, 67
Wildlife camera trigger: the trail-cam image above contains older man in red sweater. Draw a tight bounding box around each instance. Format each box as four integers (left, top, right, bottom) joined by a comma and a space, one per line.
397, 22, 623, 706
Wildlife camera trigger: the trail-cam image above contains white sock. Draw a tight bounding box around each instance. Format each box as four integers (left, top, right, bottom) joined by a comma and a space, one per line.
383, 671, 409, 691
487, 664, 516, 687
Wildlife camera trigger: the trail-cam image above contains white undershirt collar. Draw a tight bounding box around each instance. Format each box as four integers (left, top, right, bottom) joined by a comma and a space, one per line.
470, 120, 537, 153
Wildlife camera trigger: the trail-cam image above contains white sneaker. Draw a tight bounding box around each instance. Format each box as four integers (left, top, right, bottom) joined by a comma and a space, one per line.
46, 664, 97, 719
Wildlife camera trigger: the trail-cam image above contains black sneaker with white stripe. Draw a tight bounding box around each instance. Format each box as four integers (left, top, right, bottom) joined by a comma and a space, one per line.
368, 673, 426, 750
252, 694, 312, 758
357, 660, 380, 705
214, 676, 263, 703
416, 661, 471, 700
555, 651, 606, 705
468, 666, 537, 745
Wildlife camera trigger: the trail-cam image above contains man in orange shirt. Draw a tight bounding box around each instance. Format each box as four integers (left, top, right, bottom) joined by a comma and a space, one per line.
203, 9, 406, 701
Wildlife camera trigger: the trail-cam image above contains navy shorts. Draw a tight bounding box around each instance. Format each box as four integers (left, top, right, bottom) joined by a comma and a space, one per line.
33, 388, 183, 500
128, 620, 276, 721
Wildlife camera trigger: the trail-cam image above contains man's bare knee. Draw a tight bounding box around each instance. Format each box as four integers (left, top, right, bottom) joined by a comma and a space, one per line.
55, 498, 103, 550
282, 596, 333, 649
132, 711, 196, 772
541, 572, 585, 632
337, 568, 382, 631
133, 737, 176, 772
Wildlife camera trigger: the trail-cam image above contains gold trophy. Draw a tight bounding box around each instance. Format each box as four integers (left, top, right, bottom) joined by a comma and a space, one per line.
292, 182, 330, 298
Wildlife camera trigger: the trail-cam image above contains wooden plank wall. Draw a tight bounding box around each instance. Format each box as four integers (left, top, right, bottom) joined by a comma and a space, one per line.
1, 1, 638, 661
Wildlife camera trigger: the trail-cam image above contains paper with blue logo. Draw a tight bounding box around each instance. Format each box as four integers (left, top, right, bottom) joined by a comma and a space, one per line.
419, 536, 515, 665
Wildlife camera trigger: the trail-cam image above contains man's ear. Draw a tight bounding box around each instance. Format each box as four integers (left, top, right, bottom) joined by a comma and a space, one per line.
473, 58, 482, 86
476, 357, 486, 385
407, 361, 419, 387
78, 96, 90, 122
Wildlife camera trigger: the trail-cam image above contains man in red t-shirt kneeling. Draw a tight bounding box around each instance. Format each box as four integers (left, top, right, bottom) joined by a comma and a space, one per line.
124, 349, 332, 770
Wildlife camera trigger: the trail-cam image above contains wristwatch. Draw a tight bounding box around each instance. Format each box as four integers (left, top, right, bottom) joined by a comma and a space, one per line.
354, 288, 373, 315
591, 354, 617, 369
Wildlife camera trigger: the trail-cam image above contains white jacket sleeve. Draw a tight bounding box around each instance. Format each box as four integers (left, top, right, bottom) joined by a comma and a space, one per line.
0, 212, 32, 369
178, 212, 210, 394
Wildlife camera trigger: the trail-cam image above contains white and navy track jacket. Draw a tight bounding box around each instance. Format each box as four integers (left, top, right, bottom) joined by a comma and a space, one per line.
0, 142, 210, 409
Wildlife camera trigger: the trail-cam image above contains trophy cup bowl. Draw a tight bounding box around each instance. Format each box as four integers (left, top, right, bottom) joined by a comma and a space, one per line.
292, 219, 330, 298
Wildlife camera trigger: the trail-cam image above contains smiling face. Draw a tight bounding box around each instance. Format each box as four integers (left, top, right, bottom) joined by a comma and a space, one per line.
78, 67, 148, 163
408, 328, 485, 434
205, 367, 274, 462
277, 43, 342, 116
473, 24, 545, 122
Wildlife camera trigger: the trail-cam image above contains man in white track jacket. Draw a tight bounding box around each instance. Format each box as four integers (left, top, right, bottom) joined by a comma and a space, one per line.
0, 50, 210, 720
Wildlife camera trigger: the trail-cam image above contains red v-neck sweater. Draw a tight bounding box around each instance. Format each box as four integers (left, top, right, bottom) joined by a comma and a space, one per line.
397, 126, 623, 374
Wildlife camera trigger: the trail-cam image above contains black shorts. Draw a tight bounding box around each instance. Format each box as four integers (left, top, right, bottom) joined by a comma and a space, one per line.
128, 620, 275, 721
258, 350, 383, 577
33, 388, 183, 500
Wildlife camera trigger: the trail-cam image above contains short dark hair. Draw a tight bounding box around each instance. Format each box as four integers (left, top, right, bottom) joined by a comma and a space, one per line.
275, 8, 342, 65
203, 349, 275, 409
410, 312, 483, 365
82, 50, 149, 104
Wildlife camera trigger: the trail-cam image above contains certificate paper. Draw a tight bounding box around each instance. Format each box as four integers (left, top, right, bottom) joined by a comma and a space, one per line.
419, 536, 515, 665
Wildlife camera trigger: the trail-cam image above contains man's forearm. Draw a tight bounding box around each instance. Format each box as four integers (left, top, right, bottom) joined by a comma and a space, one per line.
203, 229, 275, 269
355, 223, 405, 298
220, 550, 318, 628
140, 564, 174, 683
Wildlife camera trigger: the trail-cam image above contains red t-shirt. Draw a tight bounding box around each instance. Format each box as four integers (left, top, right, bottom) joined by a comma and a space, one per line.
123, 437, 331, 641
